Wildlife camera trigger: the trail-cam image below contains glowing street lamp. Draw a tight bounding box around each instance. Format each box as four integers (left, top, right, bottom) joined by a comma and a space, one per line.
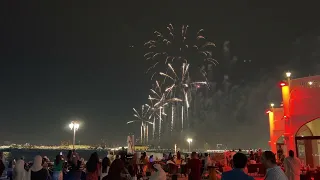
270, 103, 274, 108
286, 72, 291, 78
308, 81, 313, 86
285, 72, 291, 87
69, 121, 80, 149
187, 138, 193, 152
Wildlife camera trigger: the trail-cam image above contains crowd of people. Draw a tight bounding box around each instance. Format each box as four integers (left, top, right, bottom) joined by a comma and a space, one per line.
0, 148, 305, 180
222, 149, 303, 180
0, 149, 222, 180
0, 150, 116, 180
225, 149, 263, 167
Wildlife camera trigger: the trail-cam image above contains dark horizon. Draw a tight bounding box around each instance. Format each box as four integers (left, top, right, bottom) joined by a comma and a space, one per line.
0, 1, 319, 148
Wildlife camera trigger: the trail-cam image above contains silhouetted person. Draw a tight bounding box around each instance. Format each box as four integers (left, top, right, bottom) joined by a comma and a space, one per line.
261, 151, 287, 180
187, 152, 201, 180
0, 152, 5, 176
221, 153, 254, 180
27, 155, 49, 180
101, 156, 111, 179
86, 152, 100, 180
284, 150, 301, 180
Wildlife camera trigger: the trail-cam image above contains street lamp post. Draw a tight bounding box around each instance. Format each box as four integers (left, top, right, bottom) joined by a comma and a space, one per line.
286, 71, 291, 87
284, 71, 294, 153
270, 103, 275, 111
69, 121, 80, 149
174, 144, 177, 154
187, 138, 193, 152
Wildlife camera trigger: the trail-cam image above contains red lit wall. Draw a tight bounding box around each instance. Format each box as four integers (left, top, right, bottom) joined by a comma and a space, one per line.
289, 76, 320, 136
269, 108, 284, 153
269, 75, 320, 154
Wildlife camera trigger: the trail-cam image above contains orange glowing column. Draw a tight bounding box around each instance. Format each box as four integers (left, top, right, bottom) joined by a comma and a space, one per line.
268, 111, 276, 152
281, 85, 290, 117
281, 84, 294, 152
268, 112, 274, 141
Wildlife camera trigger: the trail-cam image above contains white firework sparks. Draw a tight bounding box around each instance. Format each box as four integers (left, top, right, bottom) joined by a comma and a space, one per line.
144, 24, 218, 80
159, 62, 208, 131
127, 105, 154, 144
140, 24, 219, 140
148, 81, 182, 141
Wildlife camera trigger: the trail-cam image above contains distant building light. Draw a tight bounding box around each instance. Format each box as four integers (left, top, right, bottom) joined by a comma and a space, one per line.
308, 81, 313, 85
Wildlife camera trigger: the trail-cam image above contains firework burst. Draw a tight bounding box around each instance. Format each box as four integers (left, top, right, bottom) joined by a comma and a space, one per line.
127, 105, 154, 144
148, 80, 182, 141
144, 24, 218, 81
139, 24, 218, 143
160, 62, 207, 131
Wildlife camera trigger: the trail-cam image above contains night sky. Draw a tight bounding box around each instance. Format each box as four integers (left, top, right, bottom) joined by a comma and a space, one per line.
0, 1, 318, 146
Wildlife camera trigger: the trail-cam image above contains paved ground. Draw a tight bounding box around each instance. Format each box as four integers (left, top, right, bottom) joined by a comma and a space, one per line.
174, 174, 264, 180
176, 177, 264, 180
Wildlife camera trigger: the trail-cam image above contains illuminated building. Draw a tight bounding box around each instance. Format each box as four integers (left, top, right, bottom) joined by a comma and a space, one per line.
267, 74, 320, 167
